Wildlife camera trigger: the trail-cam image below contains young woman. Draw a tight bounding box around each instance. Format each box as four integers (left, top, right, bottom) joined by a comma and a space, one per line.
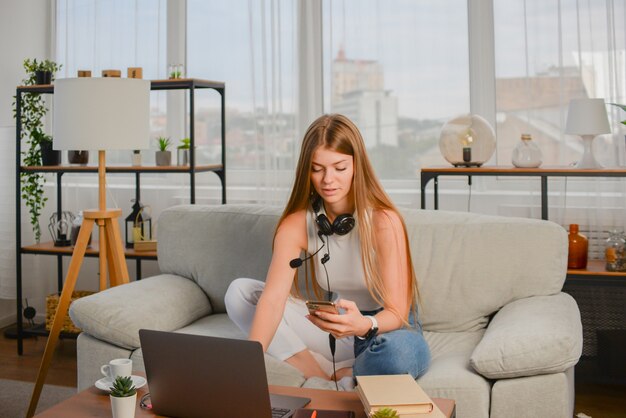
225, 114, 430, 386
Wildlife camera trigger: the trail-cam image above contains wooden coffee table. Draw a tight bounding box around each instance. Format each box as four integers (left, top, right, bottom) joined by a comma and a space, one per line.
35, 382, 456, 417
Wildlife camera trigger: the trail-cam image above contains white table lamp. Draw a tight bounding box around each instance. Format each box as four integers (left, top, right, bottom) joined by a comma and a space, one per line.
565, 98, 611, 169
28, 78, 150, 417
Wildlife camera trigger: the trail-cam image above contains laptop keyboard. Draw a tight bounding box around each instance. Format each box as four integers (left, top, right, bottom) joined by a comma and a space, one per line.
271, 407, 291, 418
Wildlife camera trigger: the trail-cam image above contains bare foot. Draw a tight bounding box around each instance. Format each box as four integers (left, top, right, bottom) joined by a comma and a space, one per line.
285, 350, 331, 380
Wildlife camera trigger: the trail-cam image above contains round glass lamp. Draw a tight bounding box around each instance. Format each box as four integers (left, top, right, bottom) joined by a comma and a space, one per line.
439, 114, 496, 167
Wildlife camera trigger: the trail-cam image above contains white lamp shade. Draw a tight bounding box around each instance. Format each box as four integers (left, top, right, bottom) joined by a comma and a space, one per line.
565, 98, 611, 135
53, 78, 150, 151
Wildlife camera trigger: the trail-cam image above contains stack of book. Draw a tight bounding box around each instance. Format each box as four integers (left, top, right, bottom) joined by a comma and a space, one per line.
355, 374, 445, 418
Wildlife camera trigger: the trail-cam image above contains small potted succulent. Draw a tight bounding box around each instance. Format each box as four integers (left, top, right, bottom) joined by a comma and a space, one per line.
155, 136, 172, 166
371, 408, 400, 418
109, 376, 137, 418
177, 137, 191, 166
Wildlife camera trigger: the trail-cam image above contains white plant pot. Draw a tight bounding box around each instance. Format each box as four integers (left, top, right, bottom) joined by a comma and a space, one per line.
110, 393, 137, 418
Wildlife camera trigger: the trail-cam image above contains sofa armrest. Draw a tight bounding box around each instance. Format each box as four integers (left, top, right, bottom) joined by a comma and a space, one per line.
69, 274, 212, 349
469, 292, 582, 379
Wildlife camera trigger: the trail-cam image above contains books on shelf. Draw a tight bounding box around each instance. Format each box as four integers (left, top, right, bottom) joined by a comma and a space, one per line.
355, 374, 445, 417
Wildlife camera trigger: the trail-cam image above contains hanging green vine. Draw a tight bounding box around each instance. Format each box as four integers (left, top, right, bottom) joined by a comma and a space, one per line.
12, 59, 61, 242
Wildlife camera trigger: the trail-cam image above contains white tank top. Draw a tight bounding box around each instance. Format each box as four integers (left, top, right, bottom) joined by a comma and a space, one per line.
306, 206, 381, 311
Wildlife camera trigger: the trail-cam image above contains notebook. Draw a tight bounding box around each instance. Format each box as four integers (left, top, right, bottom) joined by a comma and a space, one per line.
355, 374, 444, 417
139, 329, 311, 418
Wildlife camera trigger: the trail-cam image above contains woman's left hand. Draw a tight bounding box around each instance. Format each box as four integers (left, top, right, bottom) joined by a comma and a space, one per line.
306, 299, 372, 339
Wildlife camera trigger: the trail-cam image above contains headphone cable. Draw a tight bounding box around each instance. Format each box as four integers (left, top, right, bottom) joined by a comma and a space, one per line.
321, 259, 339, 391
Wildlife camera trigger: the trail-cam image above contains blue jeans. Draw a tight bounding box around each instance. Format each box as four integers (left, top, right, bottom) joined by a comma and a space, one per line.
352, 308, 431, 379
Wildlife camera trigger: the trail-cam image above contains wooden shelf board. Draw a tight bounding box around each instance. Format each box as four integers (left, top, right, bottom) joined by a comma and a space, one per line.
21, 241, 157, 260
21, 164, 223, 173
567, 259, 626, 277
422, 165, 626, 175
17, 78, 225, 94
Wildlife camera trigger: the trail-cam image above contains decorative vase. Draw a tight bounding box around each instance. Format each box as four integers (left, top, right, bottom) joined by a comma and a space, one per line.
155, 151, 171, 166
567, 224, 588, 269
605, 230, 626, 272
110, 393, 137, 418
68, 150, 89, 165
177, 149, 189, 166
512, 134, 542, 168
40, 141, 61, 166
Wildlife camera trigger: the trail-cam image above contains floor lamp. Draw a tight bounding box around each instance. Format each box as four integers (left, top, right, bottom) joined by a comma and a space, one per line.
565, 98, 611, 169
27, 78, 150, 417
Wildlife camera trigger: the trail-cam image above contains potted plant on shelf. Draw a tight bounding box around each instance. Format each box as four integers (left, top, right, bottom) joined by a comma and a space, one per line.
36, 131, 61, 166
12, 58, 62, 242
32, 58, 61, 85
177, 137, 191, 166
155, 136, 172, 166
109, 376, 137, 418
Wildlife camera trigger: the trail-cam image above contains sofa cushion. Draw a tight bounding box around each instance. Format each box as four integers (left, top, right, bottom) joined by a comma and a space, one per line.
70, 274, 212, 349
158, 205, 281, 313
469, 293, 582, 379
403, 209, 567, 332
418, 330, 490, 418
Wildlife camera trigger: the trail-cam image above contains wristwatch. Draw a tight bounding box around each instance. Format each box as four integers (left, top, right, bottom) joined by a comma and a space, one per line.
357, 315, 379, 340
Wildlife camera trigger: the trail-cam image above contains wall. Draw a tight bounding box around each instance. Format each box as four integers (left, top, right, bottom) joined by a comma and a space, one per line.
0, 1, 54, 326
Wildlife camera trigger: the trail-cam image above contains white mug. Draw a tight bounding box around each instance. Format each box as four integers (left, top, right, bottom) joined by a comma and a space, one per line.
101, 358, 132, 381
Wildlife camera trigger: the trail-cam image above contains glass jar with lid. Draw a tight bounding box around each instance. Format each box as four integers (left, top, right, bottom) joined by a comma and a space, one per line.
512, 133, 543, 168
605, 230, 626, 271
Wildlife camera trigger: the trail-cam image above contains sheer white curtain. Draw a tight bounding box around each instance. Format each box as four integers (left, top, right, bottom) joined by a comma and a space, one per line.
494, 0, 626, 250
187, 0, 300, 205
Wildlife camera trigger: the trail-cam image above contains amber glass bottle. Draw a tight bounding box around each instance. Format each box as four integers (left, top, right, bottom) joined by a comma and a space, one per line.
568, 224, 588, 269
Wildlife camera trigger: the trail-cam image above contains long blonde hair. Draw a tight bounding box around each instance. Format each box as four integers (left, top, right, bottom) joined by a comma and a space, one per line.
277, 114, 419, 319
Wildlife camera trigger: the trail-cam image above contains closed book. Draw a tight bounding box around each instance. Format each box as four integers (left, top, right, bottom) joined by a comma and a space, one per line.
355, 374, 434, 415
292, 408, 355, 418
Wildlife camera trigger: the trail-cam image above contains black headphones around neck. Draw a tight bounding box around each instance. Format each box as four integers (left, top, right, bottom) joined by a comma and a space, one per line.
312, 195, 355, 236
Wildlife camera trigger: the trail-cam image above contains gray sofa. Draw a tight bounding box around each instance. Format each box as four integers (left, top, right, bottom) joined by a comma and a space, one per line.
70, 204, 583, 418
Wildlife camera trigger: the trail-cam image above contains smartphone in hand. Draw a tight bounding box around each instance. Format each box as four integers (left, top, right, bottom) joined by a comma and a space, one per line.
305, 300, 339, 315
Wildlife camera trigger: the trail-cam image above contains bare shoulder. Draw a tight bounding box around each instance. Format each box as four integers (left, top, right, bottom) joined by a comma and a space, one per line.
275, 209, 307, 250
372, 208, 404, 232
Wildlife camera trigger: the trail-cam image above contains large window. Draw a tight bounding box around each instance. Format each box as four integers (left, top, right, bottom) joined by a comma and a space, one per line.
56, 0, 167, 165
323, 0, 469, 179
494, 0, 626, 167
187, 0, 299, 203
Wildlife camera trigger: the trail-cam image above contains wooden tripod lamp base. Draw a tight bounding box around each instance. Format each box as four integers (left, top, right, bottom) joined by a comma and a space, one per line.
26, 208, 129, 418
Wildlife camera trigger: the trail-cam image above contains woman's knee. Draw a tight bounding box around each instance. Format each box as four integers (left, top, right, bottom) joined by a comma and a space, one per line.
224, 278, 263, 312
353, 331, 430, 378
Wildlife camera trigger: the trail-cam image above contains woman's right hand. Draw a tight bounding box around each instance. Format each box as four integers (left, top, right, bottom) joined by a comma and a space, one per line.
307, 298, 372, 339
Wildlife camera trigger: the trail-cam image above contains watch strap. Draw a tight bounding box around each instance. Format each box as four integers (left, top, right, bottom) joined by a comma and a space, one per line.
356, 315, 379, 340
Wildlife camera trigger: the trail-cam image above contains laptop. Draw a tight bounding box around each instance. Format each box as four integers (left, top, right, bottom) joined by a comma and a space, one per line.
139, 329, 311, 418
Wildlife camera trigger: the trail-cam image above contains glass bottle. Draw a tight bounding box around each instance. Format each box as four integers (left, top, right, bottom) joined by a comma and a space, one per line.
512, 133, 542, 168
567, 224, 588, 269
605, 230, 626, 271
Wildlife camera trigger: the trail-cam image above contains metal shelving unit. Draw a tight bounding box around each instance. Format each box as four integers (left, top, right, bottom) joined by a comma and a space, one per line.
13, 78, 226, 354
